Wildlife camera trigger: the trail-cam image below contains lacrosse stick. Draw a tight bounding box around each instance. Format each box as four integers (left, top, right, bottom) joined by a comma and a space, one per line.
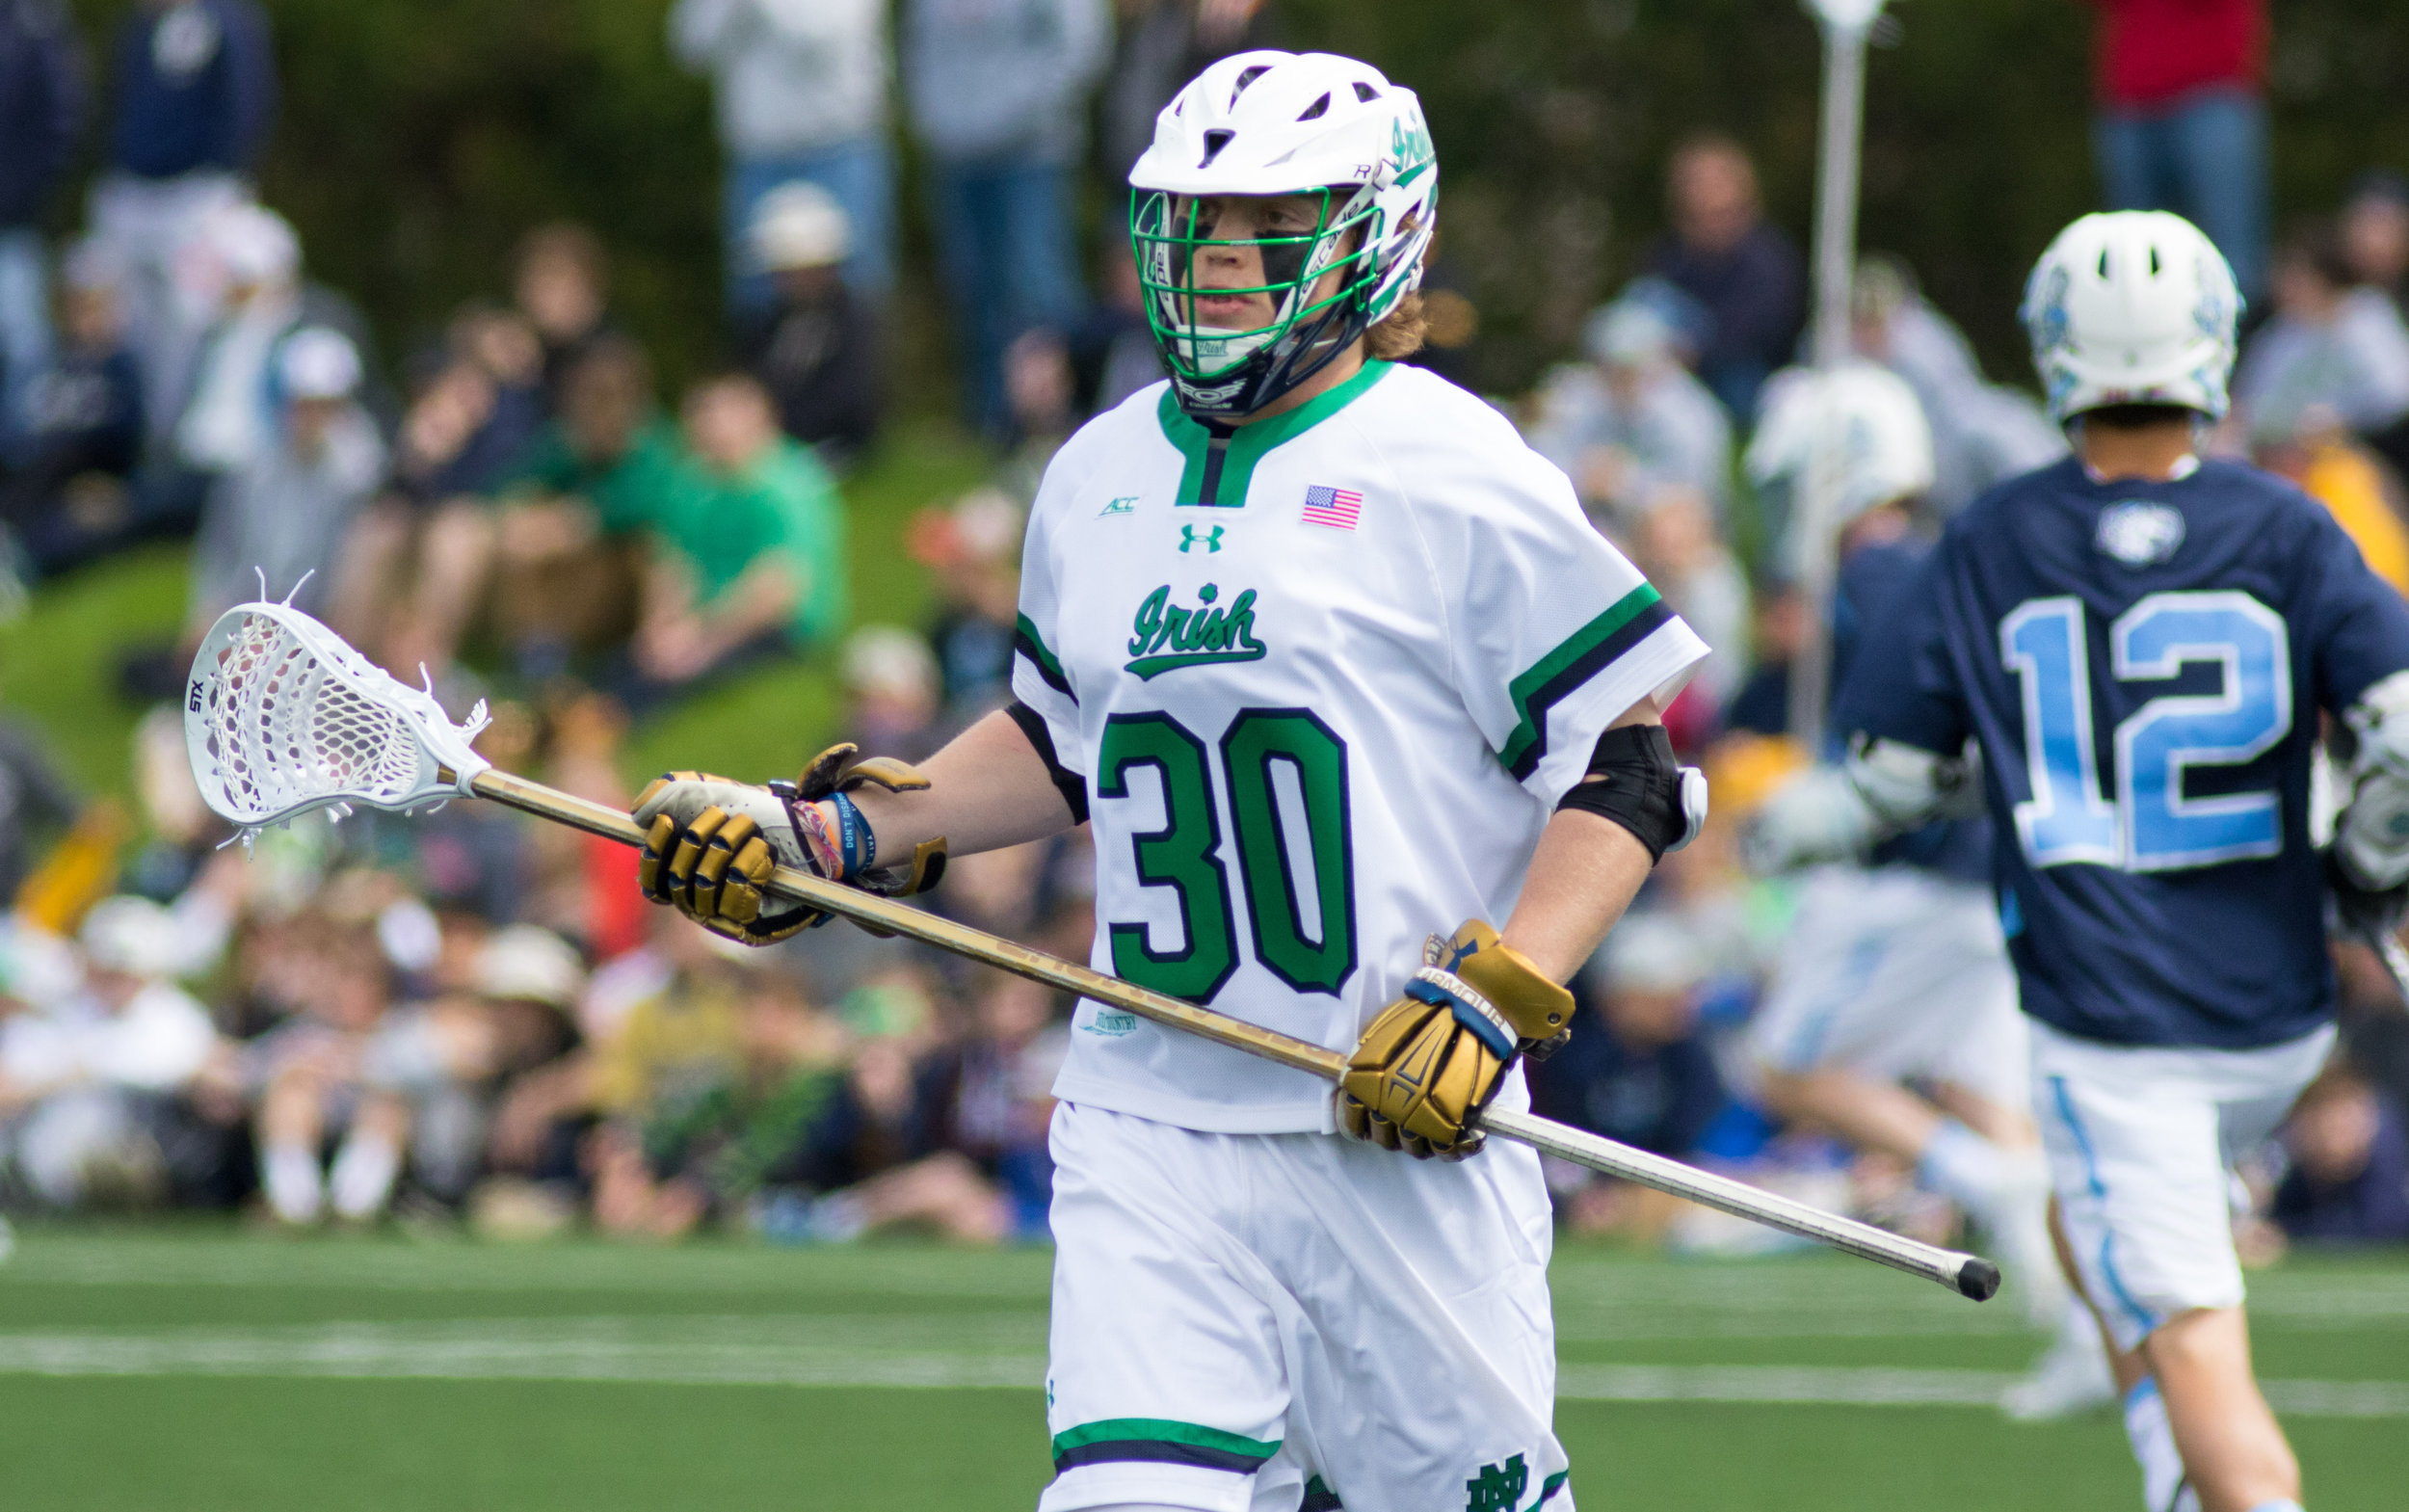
186, 601, 2000, 1302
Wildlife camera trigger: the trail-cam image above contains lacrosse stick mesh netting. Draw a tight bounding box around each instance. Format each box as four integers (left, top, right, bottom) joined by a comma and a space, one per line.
186, 603, 490, 830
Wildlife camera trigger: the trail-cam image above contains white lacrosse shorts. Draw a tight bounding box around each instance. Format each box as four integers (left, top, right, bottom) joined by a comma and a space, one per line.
2030, 1019, 2334, 1353
1039, 1101, 1574, 1512
1744, 865, 2027, 1108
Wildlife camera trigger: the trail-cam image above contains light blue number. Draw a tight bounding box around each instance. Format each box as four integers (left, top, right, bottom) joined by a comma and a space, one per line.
2112, 592, 2291, 869
2002, 598, 2121, 866
2001, 591, 2291, 871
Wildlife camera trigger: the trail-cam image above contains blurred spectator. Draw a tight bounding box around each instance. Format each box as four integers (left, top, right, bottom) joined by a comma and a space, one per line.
909, 487, 1024, 720
514, 224, 618, 410
995, 326, 1078, 493
2254, 434, 2409, 598
249, 905, 403, 1225
670, 0, 895, 309
771, 969, 1066, 1245
455, 334, 681, 680
902, 0, 1110, 437
1632, 488, 1749, 714
1065, 229, 1163, 416
2269, 1070, 2409, 1244
328, 305, 546, 678
737, 183, 882, 472
2, 242, 146, 576
0, 0, 82, 440
625, 372, 847, 702
0, 703, 77, 910
581, 917, 789, 1239
0, 898, 228, 1209
2342, 171, 2409, 315
170, 200, 300, 482
1532, 911, 1729, 1238
842, 625, 944, 762
351, 922, 581, 1215
90, 0, 276, 440
2086, 0, 2268, 301
1849, 256, 2064, 516
1643, 134, 1805, 420
1525, 292, 1731, 530
2233, 223, 2409, 444
1098, 0, 1273, 194
187, 326, 383, 629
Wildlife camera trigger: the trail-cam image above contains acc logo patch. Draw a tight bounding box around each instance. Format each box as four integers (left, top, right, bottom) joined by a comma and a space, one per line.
2095, 500, 2185, 566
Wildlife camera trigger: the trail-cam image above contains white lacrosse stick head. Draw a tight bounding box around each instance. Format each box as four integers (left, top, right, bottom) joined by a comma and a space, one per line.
185, 601, 493, 836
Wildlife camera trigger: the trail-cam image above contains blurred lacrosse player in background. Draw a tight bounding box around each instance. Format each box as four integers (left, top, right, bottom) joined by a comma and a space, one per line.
1739, 364, 2103, 1415
1829, 209, 2409, 1512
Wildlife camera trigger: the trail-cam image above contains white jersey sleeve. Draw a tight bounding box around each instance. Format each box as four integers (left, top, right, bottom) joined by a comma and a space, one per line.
1397, 401, 1710, 806
1010, 444, 1092, 774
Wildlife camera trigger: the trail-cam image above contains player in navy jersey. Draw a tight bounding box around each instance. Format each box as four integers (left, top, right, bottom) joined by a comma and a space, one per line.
1833, 211, 2409, 1512
1738, 367, 2071, 1348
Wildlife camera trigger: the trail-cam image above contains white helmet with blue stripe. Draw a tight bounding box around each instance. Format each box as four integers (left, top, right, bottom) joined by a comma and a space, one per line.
2021, 210, 2242, 424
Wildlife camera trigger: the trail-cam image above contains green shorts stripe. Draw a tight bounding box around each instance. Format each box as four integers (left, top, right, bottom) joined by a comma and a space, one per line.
1049, 1417, 1281, 1475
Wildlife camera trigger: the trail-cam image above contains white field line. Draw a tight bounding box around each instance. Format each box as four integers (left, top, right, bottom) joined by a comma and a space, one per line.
0, 1321, 2403, 1417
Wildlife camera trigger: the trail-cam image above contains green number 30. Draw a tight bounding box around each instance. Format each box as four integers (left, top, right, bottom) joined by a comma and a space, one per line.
1094, 706, 1357, 1003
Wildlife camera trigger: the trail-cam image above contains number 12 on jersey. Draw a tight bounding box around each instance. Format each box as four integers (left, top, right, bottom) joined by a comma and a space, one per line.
1096, 707, 1357, 1003
2001, 591, 2292, 873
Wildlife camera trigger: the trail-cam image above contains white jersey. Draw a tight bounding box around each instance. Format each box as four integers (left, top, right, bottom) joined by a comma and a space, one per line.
1013, 362, 1708, 1133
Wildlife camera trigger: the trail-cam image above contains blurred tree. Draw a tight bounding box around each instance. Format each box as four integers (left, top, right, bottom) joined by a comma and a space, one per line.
69, 0, 720, 387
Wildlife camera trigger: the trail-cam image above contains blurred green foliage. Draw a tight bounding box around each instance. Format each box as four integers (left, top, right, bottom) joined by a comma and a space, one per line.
48, 1, 2409, 397
0, 422, 991, 803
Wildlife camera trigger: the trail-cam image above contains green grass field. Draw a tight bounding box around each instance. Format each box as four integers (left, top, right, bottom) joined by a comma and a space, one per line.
0, 1229, 2400, 1510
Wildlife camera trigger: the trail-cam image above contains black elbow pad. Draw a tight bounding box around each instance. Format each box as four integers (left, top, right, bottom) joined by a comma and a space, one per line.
1554, 724, 1707, 862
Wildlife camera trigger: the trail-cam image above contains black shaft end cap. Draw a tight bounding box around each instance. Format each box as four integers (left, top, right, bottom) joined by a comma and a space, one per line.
1957, 1259, 2002, 1302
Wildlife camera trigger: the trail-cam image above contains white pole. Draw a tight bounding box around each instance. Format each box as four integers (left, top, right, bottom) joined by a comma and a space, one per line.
1788, 0, 1886, 755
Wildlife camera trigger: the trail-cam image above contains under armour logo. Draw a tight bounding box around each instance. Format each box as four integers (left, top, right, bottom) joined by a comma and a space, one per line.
1179, 524, 1225, 554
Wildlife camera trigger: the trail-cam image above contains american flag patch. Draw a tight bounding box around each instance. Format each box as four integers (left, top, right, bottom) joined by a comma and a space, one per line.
1301, 485, 1363, 531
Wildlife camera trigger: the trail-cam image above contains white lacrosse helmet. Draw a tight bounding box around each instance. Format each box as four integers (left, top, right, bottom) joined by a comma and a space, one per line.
1746, 362, 1936, 523
1128, 50, 1437, 420
2021, 210, 2242, 423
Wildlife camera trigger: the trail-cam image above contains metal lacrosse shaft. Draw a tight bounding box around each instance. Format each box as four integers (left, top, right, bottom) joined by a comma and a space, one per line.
462, 765, 1999, 1302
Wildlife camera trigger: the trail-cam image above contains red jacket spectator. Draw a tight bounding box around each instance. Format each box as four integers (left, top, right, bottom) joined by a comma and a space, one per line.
2090, 0, 2265, 109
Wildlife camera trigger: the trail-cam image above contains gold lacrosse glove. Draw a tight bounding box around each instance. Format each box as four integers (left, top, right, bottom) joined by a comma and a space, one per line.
631, 744, 947, 945
1337, 919, 1575, 1159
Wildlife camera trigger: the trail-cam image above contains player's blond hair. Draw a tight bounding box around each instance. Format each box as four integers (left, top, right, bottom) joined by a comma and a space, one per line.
1365, 291, 1427, 360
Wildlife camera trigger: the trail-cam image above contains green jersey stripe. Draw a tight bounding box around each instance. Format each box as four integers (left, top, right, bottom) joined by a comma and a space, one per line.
1497, 584, 1669, 778
1015, 614, 1074, 701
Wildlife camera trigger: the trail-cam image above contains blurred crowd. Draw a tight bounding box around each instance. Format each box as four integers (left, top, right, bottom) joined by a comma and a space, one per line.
0, 573, 1088, 1239
0, 0, 2402, 1254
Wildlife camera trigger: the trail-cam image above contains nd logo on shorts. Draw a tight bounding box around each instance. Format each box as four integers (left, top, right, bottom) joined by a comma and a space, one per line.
1465, 1453, 1567, 1511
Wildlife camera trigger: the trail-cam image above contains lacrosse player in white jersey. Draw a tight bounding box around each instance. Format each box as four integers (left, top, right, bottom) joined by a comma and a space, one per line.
627, 51, 1707, 1512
